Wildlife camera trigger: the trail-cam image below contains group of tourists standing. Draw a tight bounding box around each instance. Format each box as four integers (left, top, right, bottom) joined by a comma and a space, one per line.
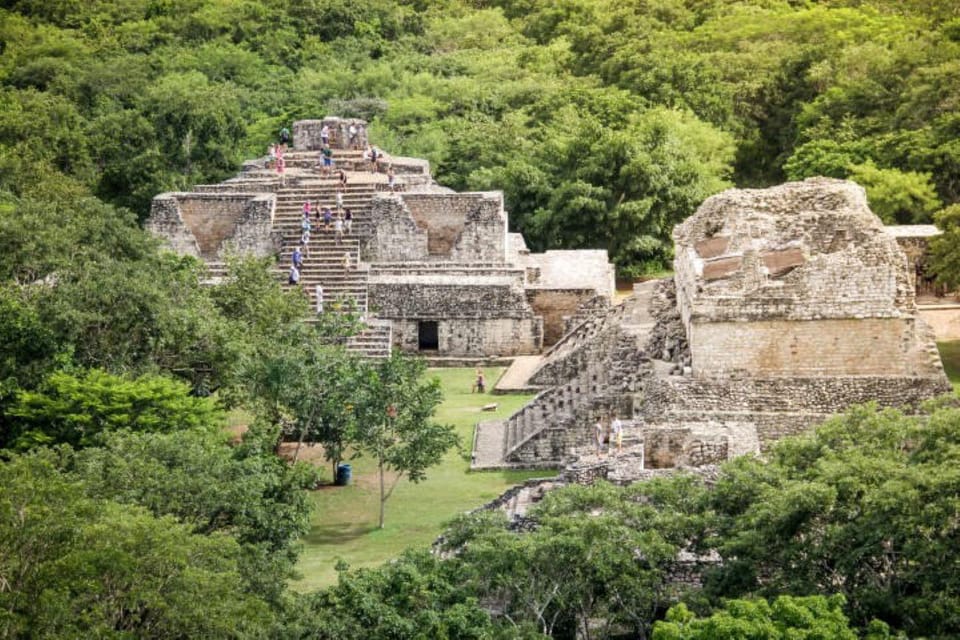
594, 415, 624, 456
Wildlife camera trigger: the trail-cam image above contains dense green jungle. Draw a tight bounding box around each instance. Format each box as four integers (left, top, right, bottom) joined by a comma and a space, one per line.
2, 1, 960, 638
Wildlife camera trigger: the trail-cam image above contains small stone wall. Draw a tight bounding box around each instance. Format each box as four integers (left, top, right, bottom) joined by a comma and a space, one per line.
388, 317, 542, 357
919, 306, 960, 341
641, 373, 950, 417
363, 193, 507, 263
526, 288, 599, 346
293, 117, 368, 150
689, 317, 928, 377
147, 192, 277, 259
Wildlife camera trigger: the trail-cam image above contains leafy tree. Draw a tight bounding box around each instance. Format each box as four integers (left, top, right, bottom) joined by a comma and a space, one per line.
848, 160, 941, 224
301, 550, 515, 640
442, 479, 709, 639
352, 353, 458, 528
929, 203, 960, 288
68, 427, 318, 602
472, 106, 734, 276
783, 138, 871, 181
4, 368, 223, 450
0, 450, 272, 638
652, 595, 871, 640
706, 403, 960, 636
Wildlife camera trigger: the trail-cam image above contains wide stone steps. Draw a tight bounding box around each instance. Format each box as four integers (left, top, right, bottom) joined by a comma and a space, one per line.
263, 163, 393, 358
345, 320, 393, 359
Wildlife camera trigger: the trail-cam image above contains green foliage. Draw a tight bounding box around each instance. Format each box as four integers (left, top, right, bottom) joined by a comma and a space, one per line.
929, 203, 960, 287
302, 550, 507, 640
69, 427, 319, 601
706, 403, 960, 636
653, 595, 864, 640
0, 450, 272, 638
2, 0, 958, 274
848, 160, 942, 223
5, 368, 222, 449
352, 353, 459, 528
439, 478, 709, 638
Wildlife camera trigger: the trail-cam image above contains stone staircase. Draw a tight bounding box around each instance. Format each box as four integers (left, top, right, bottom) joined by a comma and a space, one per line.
472, 287, 659, 469
269, 150, 392, 358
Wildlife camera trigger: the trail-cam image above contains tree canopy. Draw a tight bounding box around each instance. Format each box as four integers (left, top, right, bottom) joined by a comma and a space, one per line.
1, 0, 956, 275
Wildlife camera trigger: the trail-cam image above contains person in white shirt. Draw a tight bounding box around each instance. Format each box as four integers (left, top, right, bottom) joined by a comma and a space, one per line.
611, 415, 623, 454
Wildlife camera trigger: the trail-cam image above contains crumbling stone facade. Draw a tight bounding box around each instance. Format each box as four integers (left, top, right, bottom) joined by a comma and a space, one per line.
360, 190, 612, 357
147, 192, 278, 260
476, 179, 952, 469
363, 192, 507, 263
146, 117, 614, 359
293, 117, 368, 150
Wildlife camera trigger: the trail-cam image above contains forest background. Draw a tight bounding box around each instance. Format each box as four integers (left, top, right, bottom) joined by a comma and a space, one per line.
3, 0, 959, 276
3, 0, 960, 638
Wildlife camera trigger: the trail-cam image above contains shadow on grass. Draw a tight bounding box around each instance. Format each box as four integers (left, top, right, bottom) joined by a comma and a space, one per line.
302, 522, 378, 546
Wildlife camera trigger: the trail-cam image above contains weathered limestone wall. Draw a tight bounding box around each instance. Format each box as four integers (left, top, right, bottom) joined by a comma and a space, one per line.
526, 288, 599, 346
367, 269, 543, 356
503, 293, 654, 465
672, 179, 938, 379
363, 193, 507, 263
492, 181, 952, 471
147, 192, 277, 259
389, 317, 542, 357
364, 196, 429, 262
405, 193, 507, 262
369, 279, 533, 318
293, 117, 368, 150
673, 180, 914, 334
641, 374, 948, 416
689, 317, 929, 377
919, 307, 960, 341
521, 250, 615, 295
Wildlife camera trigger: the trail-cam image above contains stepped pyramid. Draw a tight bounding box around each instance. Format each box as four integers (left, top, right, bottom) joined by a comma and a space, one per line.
147, 117, 616, 359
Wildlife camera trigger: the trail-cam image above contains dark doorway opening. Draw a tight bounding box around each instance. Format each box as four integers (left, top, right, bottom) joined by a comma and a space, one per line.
418, 321, 439, 351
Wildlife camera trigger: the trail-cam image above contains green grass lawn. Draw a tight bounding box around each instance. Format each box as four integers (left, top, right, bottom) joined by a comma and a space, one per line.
937, 341, 960, 392
292, 367, 547, 591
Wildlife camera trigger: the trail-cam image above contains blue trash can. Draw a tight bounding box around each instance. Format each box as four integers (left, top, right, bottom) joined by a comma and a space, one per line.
336, 463, 352, 486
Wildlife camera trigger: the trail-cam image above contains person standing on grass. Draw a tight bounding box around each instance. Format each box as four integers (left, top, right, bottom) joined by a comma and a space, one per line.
473, 368, 485, 393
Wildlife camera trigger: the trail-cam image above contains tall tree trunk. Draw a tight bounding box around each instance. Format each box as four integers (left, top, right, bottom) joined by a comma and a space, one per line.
292, 423, 308, 463
378, 458, 386, 529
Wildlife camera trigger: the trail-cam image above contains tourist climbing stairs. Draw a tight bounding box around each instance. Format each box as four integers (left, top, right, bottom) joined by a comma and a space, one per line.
271, 152, 393, 358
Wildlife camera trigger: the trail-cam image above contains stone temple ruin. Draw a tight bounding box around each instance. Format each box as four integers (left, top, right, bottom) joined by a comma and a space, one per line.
146, 117, 614, 359
145, 122, 951, 474
472, 178, 951, 474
